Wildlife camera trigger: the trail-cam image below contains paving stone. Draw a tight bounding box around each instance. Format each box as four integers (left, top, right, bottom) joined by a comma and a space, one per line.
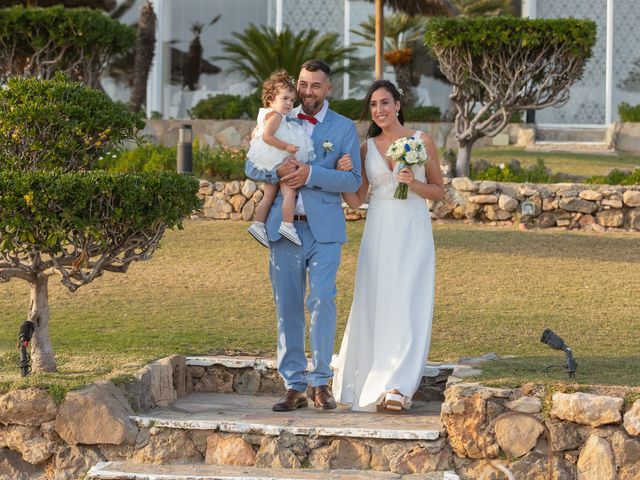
87, 460, 462, 479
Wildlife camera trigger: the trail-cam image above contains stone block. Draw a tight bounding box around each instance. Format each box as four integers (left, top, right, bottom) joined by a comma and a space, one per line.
576, 435, 616, 480
205, 435, 256, 466
55, 381, 138, 446
624, 399, 640, 436
596, 209, 625, 227
0, 389, 57, 426
623, 190, 640, 207
492, 133, 510, 146
551, 392, 623, 427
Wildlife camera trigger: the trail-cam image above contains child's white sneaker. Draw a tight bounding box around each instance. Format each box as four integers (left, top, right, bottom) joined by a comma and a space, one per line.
278, 222, 302, 246
247, 222, 269, 248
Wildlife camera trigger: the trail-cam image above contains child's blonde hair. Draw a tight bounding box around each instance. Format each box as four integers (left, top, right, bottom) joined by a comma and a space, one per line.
261, 70, 296, 108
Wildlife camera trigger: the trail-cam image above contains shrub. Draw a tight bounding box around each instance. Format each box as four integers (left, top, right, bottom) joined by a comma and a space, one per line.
618, 102, 640, 122
97, 141, 247, 181
188, 94, 248, 119
404, 105, 441, 122
0, 6, 135, 87
586, 168, 640, 185
472, 158, 557, 183
188, 92, 261, 120
331, 99, 365, 120
0, 74, 144, 172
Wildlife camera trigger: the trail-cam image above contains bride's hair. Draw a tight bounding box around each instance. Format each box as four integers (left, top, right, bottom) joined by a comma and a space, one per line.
361, 80, 405, 138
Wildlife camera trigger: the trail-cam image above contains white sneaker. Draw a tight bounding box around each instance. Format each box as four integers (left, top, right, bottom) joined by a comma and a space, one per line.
247, 222, 269, 248
278, 222, 302, 246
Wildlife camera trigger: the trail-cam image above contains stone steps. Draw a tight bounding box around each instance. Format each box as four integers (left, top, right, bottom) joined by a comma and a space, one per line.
131, 392, 443, 441
101, 354, 456, 478
87, 461, 461, 479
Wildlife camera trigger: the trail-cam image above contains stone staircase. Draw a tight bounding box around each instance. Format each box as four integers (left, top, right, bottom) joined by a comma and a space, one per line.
86, 356, 460, 480
526, 126, 616, 154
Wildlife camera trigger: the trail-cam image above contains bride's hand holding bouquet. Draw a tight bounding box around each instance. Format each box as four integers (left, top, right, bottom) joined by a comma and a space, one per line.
385, 137, 428, 199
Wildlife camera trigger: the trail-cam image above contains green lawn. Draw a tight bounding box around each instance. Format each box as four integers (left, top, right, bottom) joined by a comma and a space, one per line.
1, 220, 639, 395
471, 147, 640, 177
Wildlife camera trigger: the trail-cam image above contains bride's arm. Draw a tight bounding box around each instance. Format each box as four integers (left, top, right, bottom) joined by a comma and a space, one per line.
342, 141, 370, 209
398, 133, 444, 201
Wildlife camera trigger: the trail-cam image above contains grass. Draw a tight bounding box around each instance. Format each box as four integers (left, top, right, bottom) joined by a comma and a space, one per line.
470, 147, 640, 177
1, 220, 639, 395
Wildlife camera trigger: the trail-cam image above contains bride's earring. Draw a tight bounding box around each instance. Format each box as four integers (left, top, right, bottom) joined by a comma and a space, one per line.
395, 111, 399, 117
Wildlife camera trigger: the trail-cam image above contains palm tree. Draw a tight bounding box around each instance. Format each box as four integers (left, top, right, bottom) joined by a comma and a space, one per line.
353, 13, 428, 105
182, 15, 221, 91
363, 0, 455, 78
128, 0, 155, 112
217, 24, 359, 88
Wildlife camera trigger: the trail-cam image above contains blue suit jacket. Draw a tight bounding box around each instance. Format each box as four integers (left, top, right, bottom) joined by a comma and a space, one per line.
245, 109, 362, 244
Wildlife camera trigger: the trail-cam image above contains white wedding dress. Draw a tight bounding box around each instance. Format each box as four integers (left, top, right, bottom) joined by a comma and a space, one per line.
332, 130, 435, 412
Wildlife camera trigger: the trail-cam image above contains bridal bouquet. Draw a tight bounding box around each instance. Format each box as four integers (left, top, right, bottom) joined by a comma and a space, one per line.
386, 137, 428, 199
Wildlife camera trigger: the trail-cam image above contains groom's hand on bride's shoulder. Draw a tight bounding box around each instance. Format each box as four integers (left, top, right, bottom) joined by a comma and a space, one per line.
281, 159, 310, 188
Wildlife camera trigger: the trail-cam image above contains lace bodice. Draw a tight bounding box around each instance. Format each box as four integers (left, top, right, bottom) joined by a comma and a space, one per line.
366, 131, 427, 202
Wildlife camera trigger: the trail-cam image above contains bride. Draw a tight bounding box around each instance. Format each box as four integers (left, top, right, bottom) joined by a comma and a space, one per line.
332, 80, 444, 412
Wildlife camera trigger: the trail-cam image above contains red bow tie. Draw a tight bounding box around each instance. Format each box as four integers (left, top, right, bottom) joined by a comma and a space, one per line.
297, 112, 318, 125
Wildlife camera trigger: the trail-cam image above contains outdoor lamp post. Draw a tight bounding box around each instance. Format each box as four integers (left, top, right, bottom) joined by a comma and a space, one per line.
540, 329, 577, 378
177, 124, 193, 173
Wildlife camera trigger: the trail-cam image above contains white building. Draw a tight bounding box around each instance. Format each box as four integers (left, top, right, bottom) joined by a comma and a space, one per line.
102, 0, 640, 126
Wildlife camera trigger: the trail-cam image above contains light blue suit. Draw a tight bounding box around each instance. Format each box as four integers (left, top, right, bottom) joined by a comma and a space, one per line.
245, 109, 362, 391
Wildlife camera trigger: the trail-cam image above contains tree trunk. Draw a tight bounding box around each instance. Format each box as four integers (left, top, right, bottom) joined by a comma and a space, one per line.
456, 139, 475, 178
128, 0, 157, 113
29, 274, 56, 372
393, 62, 415, 107
375, 0, 383, 80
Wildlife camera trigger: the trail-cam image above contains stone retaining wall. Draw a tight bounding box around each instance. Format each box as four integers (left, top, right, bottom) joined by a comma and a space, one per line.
187, 357, 451, 402
196, 178, 640, 232
143, 120, 535, 151
3, 357, 640, 479
442, 383, 640, 480
0, 355, 191, 479
144, 120, 640, 153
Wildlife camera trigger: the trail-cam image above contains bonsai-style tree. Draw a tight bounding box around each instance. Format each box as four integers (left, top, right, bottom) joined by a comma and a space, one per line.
0, 74, 201, 372
0, 6, 135, 88
425, 16, 596, 176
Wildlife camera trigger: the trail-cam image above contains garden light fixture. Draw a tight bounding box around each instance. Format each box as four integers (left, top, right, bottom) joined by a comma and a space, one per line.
540, 329, 577, 378
17, 320, 35, 377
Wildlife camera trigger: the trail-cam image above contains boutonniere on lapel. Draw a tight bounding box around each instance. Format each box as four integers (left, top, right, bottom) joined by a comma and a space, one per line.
322, 140, 334, 157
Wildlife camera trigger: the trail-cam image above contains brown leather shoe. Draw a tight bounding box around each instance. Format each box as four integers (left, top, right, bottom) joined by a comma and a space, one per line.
312, 385, 337, 410
272, 389, 308, 412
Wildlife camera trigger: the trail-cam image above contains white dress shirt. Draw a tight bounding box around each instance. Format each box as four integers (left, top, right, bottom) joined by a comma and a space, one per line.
290, 100, 329, 215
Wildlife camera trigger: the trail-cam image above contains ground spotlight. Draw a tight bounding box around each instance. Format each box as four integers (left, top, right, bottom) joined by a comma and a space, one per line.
17, 320, 35, 377
540, 329, 577, 378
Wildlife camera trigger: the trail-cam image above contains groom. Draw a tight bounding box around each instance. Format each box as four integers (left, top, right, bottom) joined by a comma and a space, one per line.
245, 60, 362, 411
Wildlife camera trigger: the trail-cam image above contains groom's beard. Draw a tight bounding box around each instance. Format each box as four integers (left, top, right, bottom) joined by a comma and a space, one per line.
299, 96, 323, 115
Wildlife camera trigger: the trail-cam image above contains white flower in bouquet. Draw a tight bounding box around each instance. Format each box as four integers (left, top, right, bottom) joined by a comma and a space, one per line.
385, 136, 428, 199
